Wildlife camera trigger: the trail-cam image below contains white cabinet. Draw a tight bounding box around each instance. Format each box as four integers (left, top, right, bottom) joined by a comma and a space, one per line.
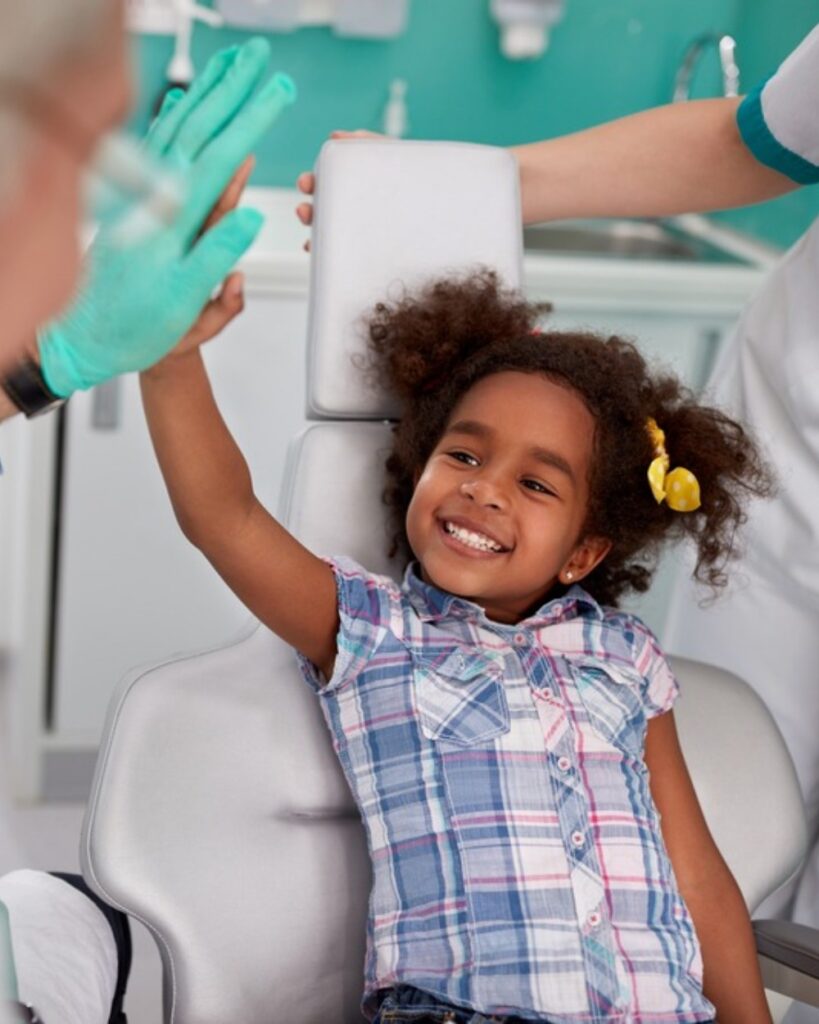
52, 292, 309, 740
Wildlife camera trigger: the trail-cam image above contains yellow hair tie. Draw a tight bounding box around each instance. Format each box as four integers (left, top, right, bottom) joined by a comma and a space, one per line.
646, 418, 701, 512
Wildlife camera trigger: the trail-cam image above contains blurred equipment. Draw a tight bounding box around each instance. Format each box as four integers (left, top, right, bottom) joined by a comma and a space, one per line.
673, 32, 740, 101
215, 0, 409, 38
126, 0, 178, 34
491, 0, 564, 59
382, 78, 408, 139
155, 0, 225, 113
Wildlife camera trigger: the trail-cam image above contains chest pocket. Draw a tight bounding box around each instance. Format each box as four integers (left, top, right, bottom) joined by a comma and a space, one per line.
412, 648, 509, 747
566, 658, 647, 759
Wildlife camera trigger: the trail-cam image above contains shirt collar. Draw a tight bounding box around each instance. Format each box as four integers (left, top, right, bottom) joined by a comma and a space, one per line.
402, 561, 603, 630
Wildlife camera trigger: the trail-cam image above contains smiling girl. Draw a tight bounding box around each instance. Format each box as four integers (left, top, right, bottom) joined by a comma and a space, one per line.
141, 269, 773, 1023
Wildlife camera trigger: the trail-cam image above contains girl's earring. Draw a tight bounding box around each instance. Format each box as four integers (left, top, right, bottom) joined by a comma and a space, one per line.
564, 571, 574, 582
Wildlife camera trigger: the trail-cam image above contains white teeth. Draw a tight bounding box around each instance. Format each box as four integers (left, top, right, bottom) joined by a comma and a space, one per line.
444, 522, 503, 552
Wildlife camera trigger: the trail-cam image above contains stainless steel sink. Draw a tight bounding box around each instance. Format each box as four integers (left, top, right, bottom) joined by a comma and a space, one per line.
523, 218, 753, 265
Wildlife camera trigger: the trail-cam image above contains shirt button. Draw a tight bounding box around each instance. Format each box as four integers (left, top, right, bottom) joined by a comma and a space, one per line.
514, 632, 527, 645
557, 756, 572, 772
588, 911, 602, 928
571, 830, 585, 848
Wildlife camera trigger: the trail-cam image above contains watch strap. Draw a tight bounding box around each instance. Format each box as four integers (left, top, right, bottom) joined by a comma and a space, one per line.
5, 1002, 43, 1022
1, 357, 64, 418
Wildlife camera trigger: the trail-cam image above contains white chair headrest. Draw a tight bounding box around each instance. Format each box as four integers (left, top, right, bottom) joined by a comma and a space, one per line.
306, 139, 523, 420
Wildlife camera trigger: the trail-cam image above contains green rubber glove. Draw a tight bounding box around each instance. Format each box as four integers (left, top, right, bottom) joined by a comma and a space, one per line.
38, 38, 296, 397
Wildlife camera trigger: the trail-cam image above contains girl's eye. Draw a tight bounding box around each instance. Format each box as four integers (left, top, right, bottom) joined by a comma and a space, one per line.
448, 450, 479, 466
523, 478, 556, 496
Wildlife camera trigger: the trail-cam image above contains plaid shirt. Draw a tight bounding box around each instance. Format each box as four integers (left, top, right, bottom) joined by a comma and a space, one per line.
298, 557, 716, 1023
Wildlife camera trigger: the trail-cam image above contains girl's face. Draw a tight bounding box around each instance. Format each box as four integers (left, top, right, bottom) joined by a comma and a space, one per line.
406, 371, 611, 623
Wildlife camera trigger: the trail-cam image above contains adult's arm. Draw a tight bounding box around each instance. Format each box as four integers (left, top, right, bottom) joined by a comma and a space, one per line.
513, 24, 819, 225
511, 98, 796, 225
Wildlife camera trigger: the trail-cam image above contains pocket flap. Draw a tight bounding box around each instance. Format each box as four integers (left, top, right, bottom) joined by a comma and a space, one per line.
416, 647, 503, 682
571, 658, 644, 690
567, 657, 646, 756
413, 648, 508, 746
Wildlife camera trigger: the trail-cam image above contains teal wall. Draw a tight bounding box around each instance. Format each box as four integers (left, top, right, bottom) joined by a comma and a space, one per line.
132, 0, 819, 248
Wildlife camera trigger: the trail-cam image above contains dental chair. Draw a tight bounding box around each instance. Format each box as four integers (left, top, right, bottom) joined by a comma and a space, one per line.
81, 141, 817, 1023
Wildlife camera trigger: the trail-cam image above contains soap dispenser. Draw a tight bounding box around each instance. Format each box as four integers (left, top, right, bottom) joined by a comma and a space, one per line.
491, 0, 564, 60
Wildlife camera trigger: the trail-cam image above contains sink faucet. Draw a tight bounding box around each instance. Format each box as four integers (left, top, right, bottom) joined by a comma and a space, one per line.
672, 33, 740, 101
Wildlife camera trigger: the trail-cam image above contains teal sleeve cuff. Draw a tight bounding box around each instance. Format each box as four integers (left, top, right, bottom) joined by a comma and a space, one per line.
737, 77, 819, 185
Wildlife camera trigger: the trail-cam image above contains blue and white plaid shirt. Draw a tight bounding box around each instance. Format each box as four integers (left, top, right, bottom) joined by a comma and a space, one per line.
298, 557, 716, 1023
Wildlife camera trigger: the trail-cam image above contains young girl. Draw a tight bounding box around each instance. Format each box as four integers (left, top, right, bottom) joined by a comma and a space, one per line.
142, 269, 774, 1023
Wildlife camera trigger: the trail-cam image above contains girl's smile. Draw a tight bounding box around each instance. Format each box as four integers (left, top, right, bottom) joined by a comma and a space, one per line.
438, 515, 510, 556
406, 370, 611, 623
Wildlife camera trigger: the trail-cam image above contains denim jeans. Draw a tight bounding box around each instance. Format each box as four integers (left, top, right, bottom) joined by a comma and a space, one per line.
374, 985, 543, 1023
373, 985, 716, 1024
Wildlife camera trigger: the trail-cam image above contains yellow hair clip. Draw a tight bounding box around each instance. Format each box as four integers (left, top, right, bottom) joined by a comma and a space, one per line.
646, 418, 701, 512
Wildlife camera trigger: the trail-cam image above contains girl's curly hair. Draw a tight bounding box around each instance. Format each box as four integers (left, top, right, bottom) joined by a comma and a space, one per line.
365, 269, 773, 607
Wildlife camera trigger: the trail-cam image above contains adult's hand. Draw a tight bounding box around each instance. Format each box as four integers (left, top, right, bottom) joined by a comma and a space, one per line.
38, 38, 296, 397
295, 129, 380, 251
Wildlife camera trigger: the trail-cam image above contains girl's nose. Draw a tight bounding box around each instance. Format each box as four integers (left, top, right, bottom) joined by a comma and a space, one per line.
460, 477, 506, 510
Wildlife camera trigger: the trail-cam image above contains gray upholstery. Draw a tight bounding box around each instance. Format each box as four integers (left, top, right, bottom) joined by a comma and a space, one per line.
82, 623, 370, 1024
671, 658, 806, 913
82, 141, 810, 1022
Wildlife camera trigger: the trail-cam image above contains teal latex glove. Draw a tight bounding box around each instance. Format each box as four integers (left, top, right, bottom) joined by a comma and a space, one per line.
38, 38, 296, 397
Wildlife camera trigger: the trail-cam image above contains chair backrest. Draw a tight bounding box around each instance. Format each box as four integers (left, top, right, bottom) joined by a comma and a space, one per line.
81, 142, 807, 1023
670, 657, 806, 911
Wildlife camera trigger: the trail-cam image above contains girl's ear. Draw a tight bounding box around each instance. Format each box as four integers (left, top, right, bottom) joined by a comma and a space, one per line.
559, 535, 612, 585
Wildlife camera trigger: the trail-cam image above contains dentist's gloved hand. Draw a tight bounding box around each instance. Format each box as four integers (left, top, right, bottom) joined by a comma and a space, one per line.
37, 38, 296, 398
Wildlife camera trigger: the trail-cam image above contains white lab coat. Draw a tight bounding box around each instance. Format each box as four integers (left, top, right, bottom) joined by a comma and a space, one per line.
664, 25, 819, 1024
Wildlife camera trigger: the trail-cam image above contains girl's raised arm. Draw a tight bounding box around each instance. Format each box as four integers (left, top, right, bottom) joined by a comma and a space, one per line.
141, 345, 339, 681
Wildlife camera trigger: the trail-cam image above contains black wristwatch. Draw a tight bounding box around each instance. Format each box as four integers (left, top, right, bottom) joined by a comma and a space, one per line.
6, 1002, 43, 1022
1, 356, 65, 418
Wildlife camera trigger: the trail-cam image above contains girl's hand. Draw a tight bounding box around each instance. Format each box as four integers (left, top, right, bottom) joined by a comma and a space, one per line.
296, 130, 383, 251
158, 154, 257, 364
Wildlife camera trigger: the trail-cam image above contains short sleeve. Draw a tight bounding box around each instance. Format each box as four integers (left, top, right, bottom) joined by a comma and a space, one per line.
296, 555, 402, 696
737, 25, 819, 184
627, 617, 680, 720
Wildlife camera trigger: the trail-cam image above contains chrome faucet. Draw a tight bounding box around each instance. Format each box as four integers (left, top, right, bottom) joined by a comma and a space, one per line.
672, 33, 740, 101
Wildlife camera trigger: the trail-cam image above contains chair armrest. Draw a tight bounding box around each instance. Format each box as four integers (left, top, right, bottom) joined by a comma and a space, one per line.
754, 918, 819, 1008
